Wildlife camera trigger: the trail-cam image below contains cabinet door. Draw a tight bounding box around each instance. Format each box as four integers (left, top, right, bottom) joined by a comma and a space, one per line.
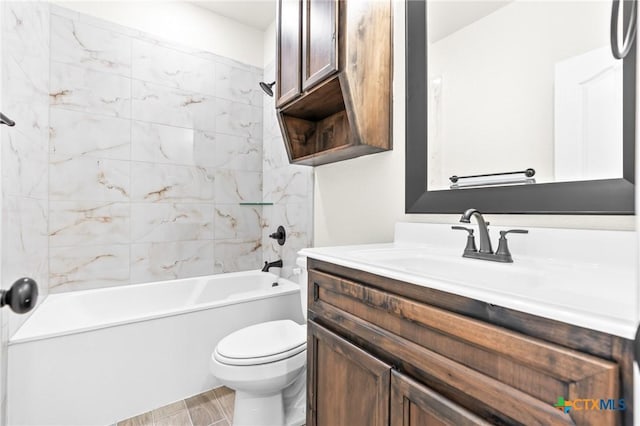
307, 321, 390, 426
276, 0, 302, 107
390, 371, 490, 426
301, 0, 338, 91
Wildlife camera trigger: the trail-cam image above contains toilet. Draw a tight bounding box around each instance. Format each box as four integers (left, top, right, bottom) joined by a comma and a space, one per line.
210, 257, 308, 426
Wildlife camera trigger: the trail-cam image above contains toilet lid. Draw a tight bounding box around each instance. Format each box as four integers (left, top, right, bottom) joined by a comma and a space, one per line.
215, 320, 306, 366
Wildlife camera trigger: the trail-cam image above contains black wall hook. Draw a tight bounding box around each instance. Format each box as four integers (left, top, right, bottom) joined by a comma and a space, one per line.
0, 112, 15, 127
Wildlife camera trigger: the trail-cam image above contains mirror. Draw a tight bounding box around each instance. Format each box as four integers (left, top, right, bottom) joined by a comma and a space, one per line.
406, 0, 636, 214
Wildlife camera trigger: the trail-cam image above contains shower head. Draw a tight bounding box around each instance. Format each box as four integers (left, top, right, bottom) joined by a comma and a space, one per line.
259, 81, 276, 97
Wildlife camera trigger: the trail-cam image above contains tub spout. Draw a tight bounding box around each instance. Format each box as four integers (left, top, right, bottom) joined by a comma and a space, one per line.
262, 259, 283, 272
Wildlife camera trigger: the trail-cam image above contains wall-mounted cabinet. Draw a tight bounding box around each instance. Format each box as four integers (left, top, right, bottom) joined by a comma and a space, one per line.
275, 0, 392, 166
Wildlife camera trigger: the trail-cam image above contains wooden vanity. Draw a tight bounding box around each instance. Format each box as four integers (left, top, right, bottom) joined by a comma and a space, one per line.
306, 258, 634, 425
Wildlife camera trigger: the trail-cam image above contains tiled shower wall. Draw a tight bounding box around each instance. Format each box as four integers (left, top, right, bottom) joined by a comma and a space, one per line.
261, 63, 314, 279
47, 6, 265, 292
1, 1, 51, 420
0, 3, 313, 300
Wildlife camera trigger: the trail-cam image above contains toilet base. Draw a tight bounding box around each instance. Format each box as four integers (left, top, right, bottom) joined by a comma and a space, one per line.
233, 391, 284, 426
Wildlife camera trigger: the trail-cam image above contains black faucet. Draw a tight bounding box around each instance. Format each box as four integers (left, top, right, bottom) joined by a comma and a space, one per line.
262, 259, 283, 272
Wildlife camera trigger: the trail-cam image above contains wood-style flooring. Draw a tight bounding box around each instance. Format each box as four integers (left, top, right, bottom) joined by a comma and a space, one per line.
117, 386, 234, 426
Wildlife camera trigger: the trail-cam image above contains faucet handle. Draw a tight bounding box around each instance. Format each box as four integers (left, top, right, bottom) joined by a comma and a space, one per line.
451, 225, 474, 235
500, 229, 528, 236
451, 226, 477, 254
496, 229, 528, 262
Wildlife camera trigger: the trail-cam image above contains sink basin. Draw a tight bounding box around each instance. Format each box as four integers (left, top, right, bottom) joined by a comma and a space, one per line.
337, 240, 635, 324
301, 223, 637, 338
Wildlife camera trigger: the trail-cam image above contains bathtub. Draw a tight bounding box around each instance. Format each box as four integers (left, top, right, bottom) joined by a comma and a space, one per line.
7, 271, 303, 426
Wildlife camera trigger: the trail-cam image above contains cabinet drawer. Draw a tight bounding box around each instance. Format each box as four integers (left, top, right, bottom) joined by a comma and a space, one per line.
308, 269, 621, 425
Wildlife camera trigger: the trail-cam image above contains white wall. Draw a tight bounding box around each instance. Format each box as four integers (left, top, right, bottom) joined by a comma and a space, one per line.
264, 20, 276, 68
53, 1, 266, 67
313, 0, 635, 247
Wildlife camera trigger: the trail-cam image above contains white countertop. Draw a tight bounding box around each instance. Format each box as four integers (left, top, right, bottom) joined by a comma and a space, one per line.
300, 222, 639, 340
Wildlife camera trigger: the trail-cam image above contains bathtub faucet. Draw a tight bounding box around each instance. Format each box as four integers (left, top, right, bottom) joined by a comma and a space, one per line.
262, 259, 283, 272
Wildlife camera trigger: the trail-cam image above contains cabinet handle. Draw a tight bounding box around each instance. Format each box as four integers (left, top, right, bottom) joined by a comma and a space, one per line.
611, 0, 637, 59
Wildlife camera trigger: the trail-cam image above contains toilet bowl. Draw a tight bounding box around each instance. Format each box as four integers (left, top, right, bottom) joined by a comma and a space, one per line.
210, 257, 308, 426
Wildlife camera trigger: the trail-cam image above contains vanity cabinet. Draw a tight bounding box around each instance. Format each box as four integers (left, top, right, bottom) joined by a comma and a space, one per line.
275, 0, 392, 166
306, 258, 634, 425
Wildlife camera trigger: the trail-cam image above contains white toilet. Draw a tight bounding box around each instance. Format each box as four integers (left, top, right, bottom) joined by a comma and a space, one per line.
210, 257, 308, 426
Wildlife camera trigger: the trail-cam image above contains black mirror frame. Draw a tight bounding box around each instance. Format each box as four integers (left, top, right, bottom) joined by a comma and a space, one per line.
405, 0, 635, 215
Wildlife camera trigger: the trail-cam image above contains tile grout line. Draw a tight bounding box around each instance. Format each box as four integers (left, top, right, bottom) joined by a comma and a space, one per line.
212, 394, 230, 424
183, 397, 196, 426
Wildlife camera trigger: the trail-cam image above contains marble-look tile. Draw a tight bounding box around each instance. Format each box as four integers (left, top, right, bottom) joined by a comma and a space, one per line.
131, 80, 216, 131
213, 134, 262, 171
130, 240, 214, 283
214, 205, 262, 240
49, 244, 130, 292
2, 108, 49, 199
49, 157, 130, 201
262, 97, 282, 144
214, 170, 262, 204
51, 14, 131, 76
50, 109, 131, 161
4, 52, 50, 105
50, 3, 141, 40
132, 39, 216, 95
263, 167, 313, 204
49, 3, 79, 21
131, 203, 213, 242
215, 99, 262, 139
263, 136, 291, 171
213, 239, 262, 273
261, 205, 280, 262
2, 2, 50, 60
49, 201, 130, 247
193, 130, 217, 167
131, 121, 196, 165
2, 196, 48, 295
216, 62, 262, 106
50, 62, 131, 118
131, 163, 215, 203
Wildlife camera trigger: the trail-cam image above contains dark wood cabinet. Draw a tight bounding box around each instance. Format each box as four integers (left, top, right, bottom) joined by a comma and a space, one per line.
307, 321, 390, 426
390, 371, 490, 426
306, 258, 635, 426
276, 0, 302, 107
301, 0, 338, 91
275, 0, 392, 166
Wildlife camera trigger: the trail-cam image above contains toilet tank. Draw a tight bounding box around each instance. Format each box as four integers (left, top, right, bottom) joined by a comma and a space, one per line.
295, 256, 308, 321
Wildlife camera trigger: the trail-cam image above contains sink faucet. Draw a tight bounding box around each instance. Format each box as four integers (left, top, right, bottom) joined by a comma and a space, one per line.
453, 209, 528, 263
459, 208, 493, 254
261, 259, 283, 272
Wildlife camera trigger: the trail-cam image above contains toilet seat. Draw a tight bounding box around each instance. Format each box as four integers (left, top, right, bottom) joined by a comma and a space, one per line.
214, 320, 306, 366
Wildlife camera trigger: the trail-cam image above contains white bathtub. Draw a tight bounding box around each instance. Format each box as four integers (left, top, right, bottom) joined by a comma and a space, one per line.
7, 271, 303, 426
